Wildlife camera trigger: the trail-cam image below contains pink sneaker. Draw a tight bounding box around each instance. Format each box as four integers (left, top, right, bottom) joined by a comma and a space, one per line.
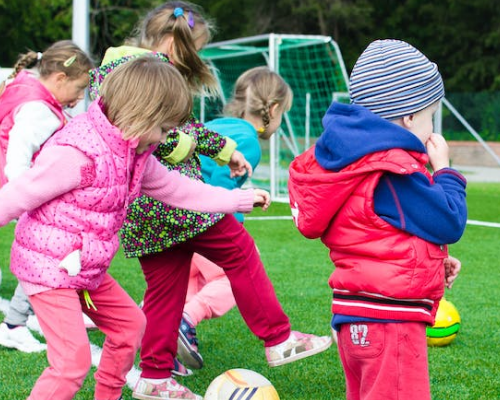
132, 377, 202, 400
265, 331, 332, 367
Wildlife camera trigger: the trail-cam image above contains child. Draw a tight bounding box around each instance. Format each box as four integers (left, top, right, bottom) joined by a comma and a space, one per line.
0, 55, 270, 400
288, 39, 467, 400
89, 3, 331, 399
178, 66, 294, 372
0, 40, 94, 353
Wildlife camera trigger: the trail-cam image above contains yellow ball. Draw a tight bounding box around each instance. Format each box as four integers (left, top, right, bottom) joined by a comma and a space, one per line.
204, 368, 280, 400
426, 298, 461, 347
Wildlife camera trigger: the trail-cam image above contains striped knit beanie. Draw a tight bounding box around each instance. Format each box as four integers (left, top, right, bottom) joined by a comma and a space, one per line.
349, 39, 444, 120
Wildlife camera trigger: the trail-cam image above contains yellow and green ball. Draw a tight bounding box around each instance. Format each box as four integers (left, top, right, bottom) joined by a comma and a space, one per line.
426, 298, 461, 346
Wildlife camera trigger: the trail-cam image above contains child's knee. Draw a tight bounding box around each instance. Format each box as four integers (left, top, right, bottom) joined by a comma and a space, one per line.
70, 342, 93, 378
122, 307, 147, 346
135, 308, 147, 338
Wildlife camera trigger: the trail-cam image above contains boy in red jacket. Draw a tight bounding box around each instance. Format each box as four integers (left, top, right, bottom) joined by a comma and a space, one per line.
288, 39, 467, 400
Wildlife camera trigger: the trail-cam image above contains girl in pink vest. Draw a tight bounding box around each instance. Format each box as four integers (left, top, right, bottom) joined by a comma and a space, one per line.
0, 55, 269, 400
0, 41, 93, 354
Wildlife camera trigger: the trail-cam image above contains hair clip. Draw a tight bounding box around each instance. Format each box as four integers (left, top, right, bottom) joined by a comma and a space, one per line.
37, 52, 43, 61
63, 55, 77, 67
188, 11, 195, 28
173, 7, 184, 18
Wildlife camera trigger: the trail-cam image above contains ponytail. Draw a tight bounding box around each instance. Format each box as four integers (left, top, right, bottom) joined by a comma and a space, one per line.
126, 1, 219, 96
9, 40, 93, 80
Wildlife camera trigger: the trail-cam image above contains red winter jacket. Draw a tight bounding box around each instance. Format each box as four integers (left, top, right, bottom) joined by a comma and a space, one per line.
289, 146, 448, 324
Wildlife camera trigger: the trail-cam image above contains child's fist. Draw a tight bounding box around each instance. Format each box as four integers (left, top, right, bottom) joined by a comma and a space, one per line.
426, 134, 450, 172
444, 255, 461, 289
253, 189, 271, 210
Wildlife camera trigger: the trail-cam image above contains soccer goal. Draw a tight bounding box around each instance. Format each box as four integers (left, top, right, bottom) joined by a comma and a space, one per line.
198, 34, 350, 201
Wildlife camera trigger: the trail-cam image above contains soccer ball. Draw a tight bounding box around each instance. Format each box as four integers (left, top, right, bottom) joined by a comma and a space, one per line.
426, 298, 461, 347
204, 368, 280, 400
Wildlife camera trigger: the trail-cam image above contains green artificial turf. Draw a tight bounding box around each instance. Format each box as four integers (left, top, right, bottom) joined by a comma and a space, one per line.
0, 182, 499, 399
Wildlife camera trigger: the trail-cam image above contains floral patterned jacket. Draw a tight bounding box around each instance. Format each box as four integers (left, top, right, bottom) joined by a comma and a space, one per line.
89, 46, 237, 257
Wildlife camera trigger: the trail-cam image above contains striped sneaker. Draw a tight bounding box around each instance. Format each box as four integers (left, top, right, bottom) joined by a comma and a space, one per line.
177, 313, 203, 369
265, 330, 332, 367
172, 357, 193, 377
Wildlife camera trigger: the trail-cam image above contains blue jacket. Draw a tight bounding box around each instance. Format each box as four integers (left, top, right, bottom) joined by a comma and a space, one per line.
201, 118, 261, 222
315, 102, 467, 244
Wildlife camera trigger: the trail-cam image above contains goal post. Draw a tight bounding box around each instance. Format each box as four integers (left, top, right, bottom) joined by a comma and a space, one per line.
198, 34, 350, 201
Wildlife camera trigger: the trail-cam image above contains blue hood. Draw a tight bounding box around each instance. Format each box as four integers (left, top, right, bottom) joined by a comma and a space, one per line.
315, 102, 426, 171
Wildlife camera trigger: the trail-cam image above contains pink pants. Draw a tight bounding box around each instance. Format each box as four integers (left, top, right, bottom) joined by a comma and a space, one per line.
28, 274, 146, 400
337, 321, 430, 400
138, 215, 291, 379
184, 253, 236, 325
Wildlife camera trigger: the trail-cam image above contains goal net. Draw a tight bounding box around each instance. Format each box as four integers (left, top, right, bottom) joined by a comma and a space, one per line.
198, 34, 350, 201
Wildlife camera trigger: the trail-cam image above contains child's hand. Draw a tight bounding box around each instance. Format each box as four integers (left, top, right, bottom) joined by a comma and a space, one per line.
229, 150, 253, 178
444, 255, 461, 289
426, 134, 450, 172
253, 189, 271, 210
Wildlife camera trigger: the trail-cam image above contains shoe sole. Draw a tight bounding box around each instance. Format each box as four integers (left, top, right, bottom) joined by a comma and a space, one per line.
171, 368, 193, 377
132, 393, 155, 400
132, 393, 152, 400
177, 334, 204, 370
267, 337, 333, 367
172, 363, 193, 377
133, 391, 202, 400
0, 338, 46, 353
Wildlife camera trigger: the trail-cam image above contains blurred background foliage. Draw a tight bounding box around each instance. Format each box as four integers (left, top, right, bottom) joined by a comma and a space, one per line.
1, 0, 499, 92
0, 0, 499, 140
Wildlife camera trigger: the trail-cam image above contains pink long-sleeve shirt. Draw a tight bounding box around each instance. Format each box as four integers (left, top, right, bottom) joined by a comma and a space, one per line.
0, 100, 257, 294
0, 145, 255, 227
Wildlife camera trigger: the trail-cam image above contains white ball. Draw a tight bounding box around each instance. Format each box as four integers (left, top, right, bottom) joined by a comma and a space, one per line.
204, 368, 280, 400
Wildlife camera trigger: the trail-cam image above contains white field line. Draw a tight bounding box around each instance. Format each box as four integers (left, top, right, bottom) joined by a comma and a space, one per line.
247, 216, 500, 229
466, 219, 500, 228
246, 215, 292, 220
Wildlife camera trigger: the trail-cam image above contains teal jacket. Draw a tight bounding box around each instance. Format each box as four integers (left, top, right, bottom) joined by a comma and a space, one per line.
202, 118, 261, 222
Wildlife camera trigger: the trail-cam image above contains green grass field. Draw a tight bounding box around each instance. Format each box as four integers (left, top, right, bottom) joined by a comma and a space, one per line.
0, 182, 499, 399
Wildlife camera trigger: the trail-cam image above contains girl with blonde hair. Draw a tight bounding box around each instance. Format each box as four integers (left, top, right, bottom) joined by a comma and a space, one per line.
179, 65, 294, 369
0, 40, 93, 354
89, 4, 331, 399
0, 55, 269, 400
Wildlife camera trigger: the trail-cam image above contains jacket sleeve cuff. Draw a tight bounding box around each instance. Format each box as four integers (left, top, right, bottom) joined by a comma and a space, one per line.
212, 137, 237, 166
163, 132, 194, 164
433, 167, 467, 185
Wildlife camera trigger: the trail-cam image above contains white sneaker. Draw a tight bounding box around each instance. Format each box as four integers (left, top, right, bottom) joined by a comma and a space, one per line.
0, 322, 47, 353
265, 330, 332, 367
